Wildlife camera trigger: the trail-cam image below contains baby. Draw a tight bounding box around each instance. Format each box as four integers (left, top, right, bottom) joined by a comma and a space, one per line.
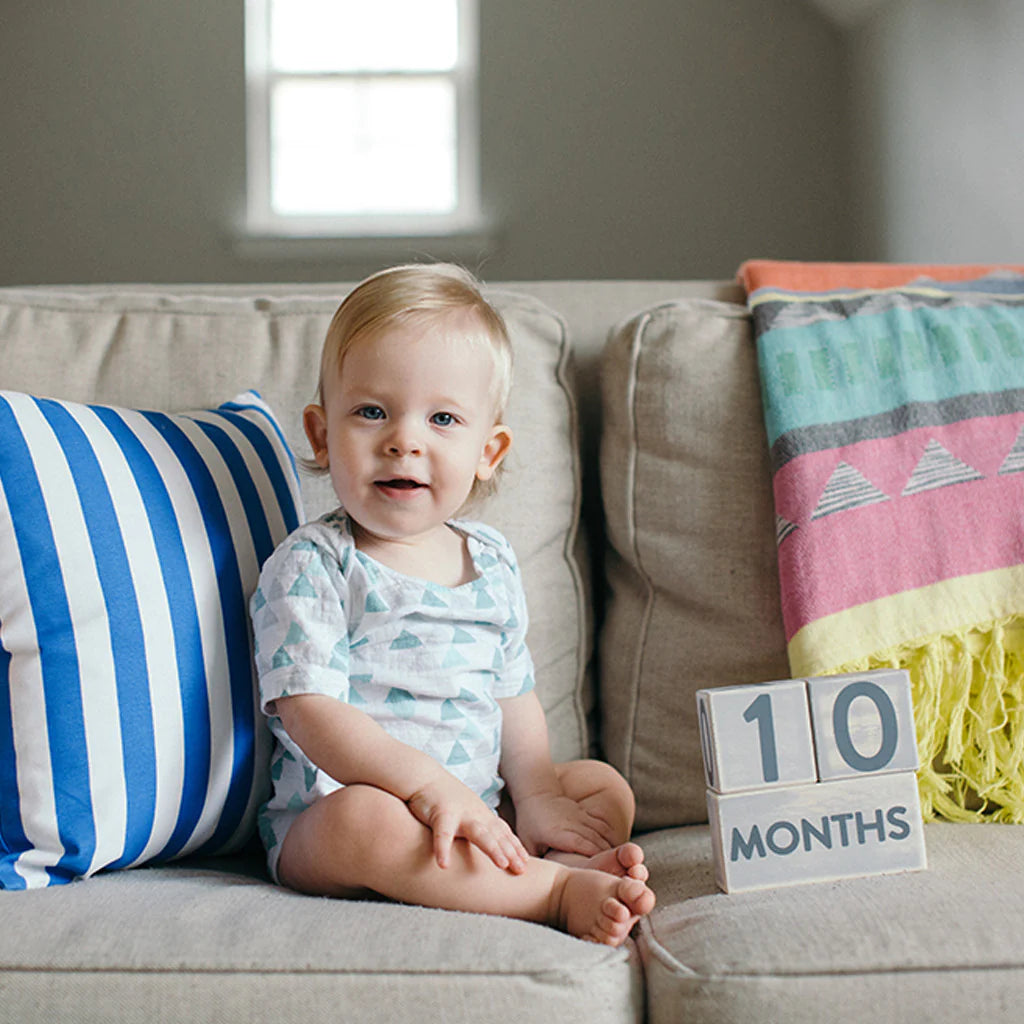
250, 264, 655, 945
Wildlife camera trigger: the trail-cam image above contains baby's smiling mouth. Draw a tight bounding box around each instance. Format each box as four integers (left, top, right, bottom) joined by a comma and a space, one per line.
376, 478, 427, 491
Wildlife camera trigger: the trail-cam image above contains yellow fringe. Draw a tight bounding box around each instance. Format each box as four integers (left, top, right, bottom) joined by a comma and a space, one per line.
829, 615, 1024, 823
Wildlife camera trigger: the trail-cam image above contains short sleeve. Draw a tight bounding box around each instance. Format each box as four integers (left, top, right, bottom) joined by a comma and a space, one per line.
487, 531, 537, 700
249, 536, 352, 715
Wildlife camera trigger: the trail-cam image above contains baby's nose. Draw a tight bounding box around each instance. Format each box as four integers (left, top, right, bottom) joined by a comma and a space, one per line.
385, 423, 423, 456
387, 439, 421, 455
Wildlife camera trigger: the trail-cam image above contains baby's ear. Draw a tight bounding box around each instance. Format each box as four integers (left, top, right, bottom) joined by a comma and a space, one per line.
477, 424, 513, 481
303, 404, 331, 469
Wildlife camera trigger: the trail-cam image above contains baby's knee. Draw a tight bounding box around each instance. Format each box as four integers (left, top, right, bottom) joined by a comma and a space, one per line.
307, 784, 412, 853
559, 759, 636, 819
340, 783, 415, 827
278, 785, 426, 896
593, 761, 636, 819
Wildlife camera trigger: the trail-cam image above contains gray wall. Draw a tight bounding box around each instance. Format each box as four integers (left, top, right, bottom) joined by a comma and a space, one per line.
1, 2, 853, 285
850, 0, 1024, 263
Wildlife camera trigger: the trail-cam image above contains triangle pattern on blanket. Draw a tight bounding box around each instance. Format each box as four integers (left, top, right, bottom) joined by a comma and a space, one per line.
998, 424, 1024, 476
811, 461, 890, 520
902, 439, 984, 496
776, 514, 798, 546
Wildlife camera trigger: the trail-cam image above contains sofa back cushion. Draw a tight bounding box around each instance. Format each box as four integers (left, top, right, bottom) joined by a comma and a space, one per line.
600, 299, 790, 829
0, 287, 592, 833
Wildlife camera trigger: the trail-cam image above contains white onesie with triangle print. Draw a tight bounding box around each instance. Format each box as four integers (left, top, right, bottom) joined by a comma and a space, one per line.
249, 509, 536, 880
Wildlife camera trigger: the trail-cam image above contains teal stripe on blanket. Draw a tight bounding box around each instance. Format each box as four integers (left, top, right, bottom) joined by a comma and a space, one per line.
759, 303, 1024, 447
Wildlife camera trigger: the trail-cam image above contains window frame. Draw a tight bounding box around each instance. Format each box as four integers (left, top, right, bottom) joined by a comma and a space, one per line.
243, 0, 485, 241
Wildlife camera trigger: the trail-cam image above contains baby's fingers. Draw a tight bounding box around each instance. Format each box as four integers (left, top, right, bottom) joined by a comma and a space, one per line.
502, 830, 530, 873
556, 815, 615, 856
467, 820, 528, 874
431, 813, 457, 869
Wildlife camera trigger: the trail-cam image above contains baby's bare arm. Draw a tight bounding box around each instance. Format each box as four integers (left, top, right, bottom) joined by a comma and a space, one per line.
275, 694, 527, 871
497, 690, 561, 801
499, 691, 618, 856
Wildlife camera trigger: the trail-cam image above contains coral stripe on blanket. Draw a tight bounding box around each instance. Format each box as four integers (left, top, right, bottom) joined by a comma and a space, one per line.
741, 260, 1024, 823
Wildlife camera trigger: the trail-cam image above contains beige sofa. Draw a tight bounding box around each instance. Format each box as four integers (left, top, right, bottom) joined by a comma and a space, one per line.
0, 280, 1021, 1024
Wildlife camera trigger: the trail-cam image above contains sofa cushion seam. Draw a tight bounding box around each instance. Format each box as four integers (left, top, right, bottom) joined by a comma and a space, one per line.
648, 963, 1024, 980
0, 964, 628, 979
622, 311, 656, 786
551, 303, 591, 758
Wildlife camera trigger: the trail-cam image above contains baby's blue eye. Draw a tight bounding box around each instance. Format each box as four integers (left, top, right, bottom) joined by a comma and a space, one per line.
431, 411, 456, 427
357, 405, 385, 421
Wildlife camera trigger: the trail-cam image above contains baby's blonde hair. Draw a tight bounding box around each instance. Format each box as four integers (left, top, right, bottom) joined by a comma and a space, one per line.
308, 263, 514, 501
317, 263, 512, 412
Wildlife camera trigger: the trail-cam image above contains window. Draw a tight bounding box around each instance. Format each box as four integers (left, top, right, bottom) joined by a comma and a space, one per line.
244, 0, 483, 240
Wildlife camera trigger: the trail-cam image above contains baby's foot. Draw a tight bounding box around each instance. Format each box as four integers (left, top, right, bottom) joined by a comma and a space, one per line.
554, 869, 656, 946
580, 842, 648, 882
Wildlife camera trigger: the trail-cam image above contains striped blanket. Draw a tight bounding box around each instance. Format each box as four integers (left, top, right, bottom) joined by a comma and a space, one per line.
741, 261, 1024, 821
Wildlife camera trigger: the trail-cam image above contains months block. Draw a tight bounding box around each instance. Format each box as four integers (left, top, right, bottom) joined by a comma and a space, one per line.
707, 771, 927, 892
806, 669, 920, 781
698, 680, 817, 793
697, 669, 927, 892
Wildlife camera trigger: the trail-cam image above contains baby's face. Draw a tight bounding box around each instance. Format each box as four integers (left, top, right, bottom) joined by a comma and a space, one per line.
304, 322, 511, 548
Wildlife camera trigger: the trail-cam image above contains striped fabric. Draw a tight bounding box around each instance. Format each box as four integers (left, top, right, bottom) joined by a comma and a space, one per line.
0, 390, 303, 888
741, 261, 1024, 821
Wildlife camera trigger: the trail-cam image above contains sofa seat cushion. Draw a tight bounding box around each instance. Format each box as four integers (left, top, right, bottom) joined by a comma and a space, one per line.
637, 822, 1024, 1023
0, 858, 642, 1024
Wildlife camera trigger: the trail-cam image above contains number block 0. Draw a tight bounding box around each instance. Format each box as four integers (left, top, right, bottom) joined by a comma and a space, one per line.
697, 669, 927, 892
806, 669, 919, 781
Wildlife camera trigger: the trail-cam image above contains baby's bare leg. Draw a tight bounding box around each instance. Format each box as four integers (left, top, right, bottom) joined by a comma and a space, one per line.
545, 760, 648, 881
277, 783, 653, 945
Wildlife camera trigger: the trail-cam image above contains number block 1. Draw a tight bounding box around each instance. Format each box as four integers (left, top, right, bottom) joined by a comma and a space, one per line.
698, 679, 817, 793
697, 669, 927, 893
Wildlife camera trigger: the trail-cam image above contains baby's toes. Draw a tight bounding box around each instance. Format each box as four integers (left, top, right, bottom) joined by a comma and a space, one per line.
616, 841, 646, 871
625, 862, 649, 882
590, 896, 634, 945
617, 877, 656, 917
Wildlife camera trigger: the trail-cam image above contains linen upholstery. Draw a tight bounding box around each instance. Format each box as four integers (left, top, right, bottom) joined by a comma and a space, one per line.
0, 854, 641, 1024
600, 300, 789, 829
636, 822, 1024, 1023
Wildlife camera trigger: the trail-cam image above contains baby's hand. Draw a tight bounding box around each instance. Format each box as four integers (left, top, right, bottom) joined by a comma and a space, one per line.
513, 791, 617, 859
407, 774, 529, 874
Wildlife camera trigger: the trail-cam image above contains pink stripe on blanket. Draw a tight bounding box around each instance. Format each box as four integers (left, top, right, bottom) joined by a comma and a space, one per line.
775, 413, 1024, 638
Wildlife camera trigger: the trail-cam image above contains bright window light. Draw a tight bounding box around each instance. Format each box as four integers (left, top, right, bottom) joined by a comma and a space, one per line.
269, 0, 458, 73
245, 0, 480, 237
270, 78, 457, 217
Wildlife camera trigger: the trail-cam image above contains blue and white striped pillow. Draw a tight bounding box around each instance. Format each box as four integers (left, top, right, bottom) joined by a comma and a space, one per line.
0, 389, 303, 889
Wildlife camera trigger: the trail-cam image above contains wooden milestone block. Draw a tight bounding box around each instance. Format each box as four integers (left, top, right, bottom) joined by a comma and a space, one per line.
697, 680, 817, 794
806, 669, 919, 782
706, 770, 927, 893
